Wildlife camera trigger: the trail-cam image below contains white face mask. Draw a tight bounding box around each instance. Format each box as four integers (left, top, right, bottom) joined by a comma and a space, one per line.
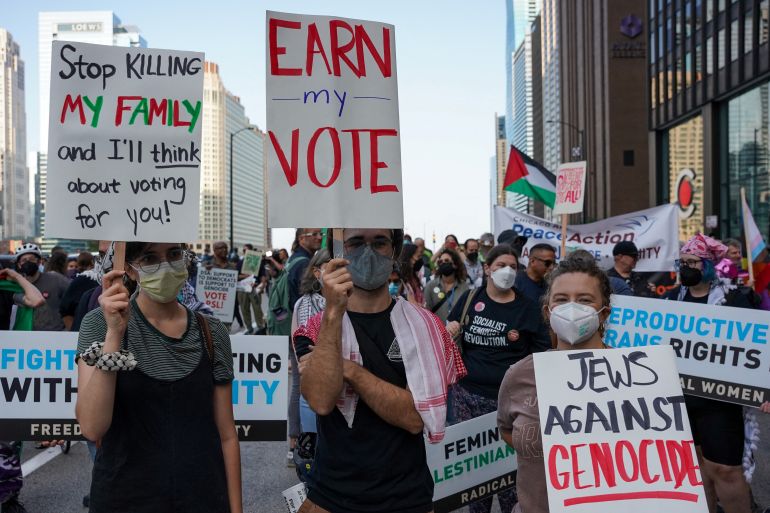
548, 302, 605, 345
490, 266, 517, 290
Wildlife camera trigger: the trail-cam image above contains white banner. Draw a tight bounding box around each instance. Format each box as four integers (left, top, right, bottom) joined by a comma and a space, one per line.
196, 268, 238, 324
426, 412, 517, 512
606, 295, 770, 407
46, 41, 204, 241
493, 204, 679, 272
266, 11, 403, 228
0, 332, 288, 441
552, 161, 587, 216
534, 346, 707, 513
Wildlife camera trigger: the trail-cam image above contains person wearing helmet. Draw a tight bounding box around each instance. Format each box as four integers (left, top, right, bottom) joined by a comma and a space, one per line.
14, 243, 70, 331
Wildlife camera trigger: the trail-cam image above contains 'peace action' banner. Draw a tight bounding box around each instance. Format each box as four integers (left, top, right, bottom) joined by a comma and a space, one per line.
46, 41, 204, 241
606, 295, 770, 407
533, 347, 707, 513
426, 412, 517, 513
266, 11, 403, 228
0, 333, 287, 441
493, 204, 678, 272
196, 268, 238, 324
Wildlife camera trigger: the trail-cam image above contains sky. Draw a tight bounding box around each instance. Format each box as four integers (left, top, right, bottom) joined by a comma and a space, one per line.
4, 0, 505, 251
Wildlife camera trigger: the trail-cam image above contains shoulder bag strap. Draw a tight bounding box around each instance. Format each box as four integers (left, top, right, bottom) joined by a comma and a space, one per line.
195, 311, 214, 361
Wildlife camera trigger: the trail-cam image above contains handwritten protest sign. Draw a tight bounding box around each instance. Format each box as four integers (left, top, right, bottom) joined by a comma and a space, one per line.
0, 333, 287, 441
494, 204, 678, 271
241, 250, 262, 275
606, 295, 770, 407
266, 11, 403, 228
196, 268, 238, 323
533, 346, 707, 513
46, 41, 203, 241
426, 412, 517, 513
552, 161, 587, 216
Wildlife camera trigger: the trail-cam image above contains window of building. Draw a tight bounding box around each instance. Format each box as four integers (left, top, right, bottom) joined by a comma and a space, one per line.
623, 150, 636, 166
665, 115, 704, 240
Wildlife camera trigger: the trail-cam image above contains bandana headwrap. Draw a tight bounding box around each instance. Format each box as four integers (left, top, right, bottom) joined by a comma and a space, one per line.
681, 234, 727, 263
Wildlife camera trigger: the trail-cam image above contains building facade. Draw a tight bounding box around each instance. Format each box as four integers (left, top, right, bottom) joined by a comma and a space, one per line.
649, 0, 770, 242
0, 29, 30, 239
541, 0, 562, 174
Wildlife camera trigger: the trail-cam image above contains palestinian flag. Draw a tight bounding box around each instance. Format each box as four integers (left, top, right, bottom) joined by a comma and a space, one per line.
503, 145, 556, 207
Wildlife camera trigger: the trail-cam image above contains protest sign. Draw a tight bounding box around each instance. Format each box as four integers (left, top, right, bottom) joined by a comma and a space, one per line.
46, 41, 204, 241
0, 332, 288, 441
196, 268, 238, 323
266, 11, 403, 228
493, 204, 678, 272
241, 250, 262, 275
606, 295, 770, 407
552, 161, 587, 216
533, 346, 707, 513
426, 412, 517, 513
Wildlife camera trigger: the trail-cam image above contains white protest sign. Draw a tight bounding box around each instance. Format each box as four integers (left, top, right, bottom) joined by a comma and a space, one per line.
493, 204, 678, 271
0, 332, 288, 441
46, 41, 204, 241
552, 161, 587, 216
266, 11, 403, 228
282, 483, 308, 513
534, 346, 707, 513
196, 268, 238, 323
606, 295, 770, 407
426, 412, 517, 513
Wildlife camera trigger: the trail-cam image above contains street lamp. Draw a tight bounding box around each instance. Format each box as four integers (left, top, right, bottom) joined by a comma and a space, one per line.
546, 119, 585, 161
229, 125, 258, 252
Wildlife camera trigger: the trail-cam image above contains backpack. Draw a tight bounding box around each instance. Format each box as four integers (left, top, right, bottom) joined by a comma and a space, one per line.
267, 256, 308, 336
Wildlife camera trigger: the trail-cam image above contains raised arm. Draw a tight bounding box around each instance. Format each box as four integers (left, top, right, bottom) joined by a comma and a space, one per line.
1, 269, 44, 308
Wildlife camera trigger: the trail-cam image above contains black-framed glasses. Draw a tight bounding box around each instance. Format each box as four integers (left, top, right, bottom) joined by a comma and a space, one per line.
301, 231, 323, 238
343, 237, 393, 255
674, 258, 702, 270
130, 248, 189, 274
532, 256, 555, 267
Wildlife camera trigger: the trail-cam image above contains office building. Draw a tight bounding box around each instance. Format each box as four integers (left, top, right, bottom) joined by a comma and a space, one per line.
506, 0, 543, 147
0, 29, 30, 239
541, 0, 562, 175
649, 0, 770, 241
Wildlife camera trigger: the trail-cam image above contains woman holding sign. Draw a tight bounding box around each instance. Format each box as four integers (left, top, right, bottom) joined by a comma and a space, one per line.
496, 251, 613, 513
75, 242, 242, 513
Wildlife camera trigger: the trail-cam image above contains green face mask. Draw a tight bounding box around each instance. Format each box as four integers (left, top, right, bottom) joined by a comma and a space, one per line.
136, 262, 188, 303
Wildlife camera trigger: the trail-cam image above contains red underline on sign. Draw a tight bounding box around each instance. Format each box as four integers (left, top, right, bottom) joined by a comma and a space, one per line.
564, 491, 700, 506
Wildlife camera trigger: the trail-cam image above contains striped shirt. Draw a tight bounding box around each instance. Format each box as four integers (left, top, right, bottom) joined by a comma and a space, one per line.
78, 299, 233, 383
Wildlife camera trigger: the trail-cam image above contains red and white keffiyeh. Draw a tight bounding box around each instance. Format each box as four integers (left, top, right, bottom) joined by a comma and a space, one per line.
293, 298, 466, 443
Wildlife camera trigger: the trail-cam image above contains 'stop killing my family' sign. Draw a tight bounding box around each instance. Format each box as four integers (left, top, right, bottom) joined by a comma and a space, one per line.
46, 41, 204, 241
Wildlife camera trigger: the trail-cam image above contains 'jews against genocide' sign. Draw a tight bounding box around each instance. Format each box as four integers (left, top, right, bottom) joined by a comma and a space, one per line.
426, 412, 517, 513
606, 295, 770, 407
266, 11, 403, 228
46, 41, 204, 241
533, 346, 707, 513
493, 204, 678, 272
0, 333, 288, 441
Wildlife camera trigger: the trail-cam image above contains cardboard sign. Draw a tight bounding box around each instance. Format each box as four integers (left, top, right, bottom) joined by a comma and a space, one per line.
606, 295, 770, 407
241, 250, 262, 275
552, 161, 587, 216
426, 412, 517, 513
46, 41, 204, 241
196, 268, 238, 323
266, 11, 403, 228
0, 333, 288, 441
493, 204, 679, 272
533, 347, 707, 513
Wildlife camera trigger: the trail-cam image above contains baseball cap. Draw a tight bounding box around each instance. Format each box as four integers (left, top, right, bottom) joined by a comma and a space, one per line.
612, 241, 639, 258
497, 230, 517, 246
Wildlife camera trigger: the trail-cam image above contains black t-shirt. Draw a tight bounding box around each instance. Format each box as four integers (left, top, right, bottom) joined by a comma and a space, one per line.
607, 268, 657, 298
448, 288, 550, 399
0, 290, 16, 330
664, 285, 753, 308
294, 302, 433, 513
59, 275, 98, 318
513, 272, 545, 304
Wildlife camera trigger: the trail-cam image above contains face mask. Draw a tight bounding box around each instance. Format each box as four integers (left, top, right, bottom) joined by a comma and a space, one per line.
549, 302, 604, 345
680, 266, 703, 287
467, 252, 479, 263
413, 259, 424, 274
347, 246, 393, 291
18, 261, 39, 277
388, 282, 399, 296
490, 266, 516, 290
438, 262, 455, 276
136, 262, 189, 303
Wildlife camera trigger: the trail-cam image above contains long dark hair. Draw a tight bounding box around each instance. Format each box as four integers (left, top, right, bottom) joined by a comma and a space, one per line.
436, 248, 467, 282
399, 243, 420, 280
484, 244, 520, 268
299, 249, 331, 295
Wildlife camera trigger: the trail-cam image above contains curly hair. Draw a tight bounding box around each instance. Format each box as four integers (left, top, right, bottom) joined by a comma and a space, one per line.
436, 247, 467, 282
542, 250, 612, 311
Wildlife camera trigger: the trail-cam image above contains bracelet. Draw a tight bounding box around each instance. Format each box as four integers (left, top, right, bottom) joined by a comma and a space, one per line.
80, 341, 105, 366
95, 351, 138, 372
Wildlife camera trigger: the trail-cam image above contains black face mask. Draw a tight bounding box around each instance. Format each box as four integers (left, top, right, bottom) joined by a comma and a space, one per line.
680, 266, 703, 287
438, 262, 455, 276
466, 252, 479, 263
18, 261, 39, 277
413, 259, 423, 274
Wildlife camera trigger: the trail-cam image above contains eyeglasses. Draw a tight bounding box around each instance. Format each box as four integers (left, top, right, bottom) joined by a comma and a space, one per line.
675, 258, 702, 270
343, 237, 393, 255
301, 231, 323, 238
130, 248, 189, 274
532, 257, 555, 267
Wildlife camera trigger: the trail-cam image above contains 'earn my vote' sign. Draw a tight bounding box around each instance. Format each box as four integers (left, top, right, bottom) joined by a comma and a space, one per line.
266, 11, 403, 228
46, 41, 204, 241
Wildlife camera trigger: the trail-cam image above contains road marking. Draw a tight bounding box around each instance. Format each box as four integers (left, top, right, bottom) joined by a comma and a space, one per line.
22, 442, 82, 476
